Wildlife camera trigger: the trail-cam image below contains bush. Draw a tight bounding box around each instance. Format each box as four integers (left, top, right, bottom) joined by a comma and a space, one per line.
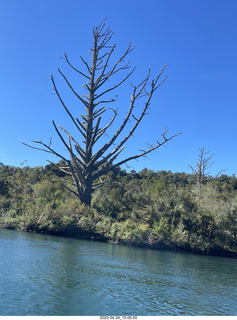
152, 217, 170, 239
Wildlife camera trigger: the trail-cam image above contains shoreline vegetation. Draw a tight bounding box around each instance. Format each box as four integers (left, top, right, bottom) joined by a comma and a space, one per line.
0, 163, 237, 258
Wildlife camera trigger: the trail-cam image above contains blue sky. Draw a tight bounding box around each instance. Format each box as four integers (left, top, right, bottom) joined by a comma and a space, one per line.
1, 0, 237, 175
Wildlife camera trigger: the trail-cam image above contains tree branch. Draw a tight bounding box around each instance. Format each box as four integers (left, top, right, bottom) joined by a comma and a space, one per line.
58, 68, 89, 107
63, 51, 91, 80
50, 74, 87, 136
94, 67, 135, 100
114, 131, 182, 168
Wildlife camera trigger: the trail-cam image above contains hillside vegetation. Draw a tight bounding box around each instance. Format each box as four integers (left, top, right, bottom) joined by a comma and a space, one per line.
0, 162, 237, 257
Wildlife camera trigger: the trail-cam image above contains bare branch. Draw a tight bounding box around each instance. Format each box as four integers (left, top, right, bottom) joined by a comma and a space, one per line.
114, 132, 182, 168
46, 160, 71, 176
94, 108, 118, 144
50, 74, 87, 136
91, 86, 136, 166
76, 118, 87, 135
58, 125, 85, 165
80, 56, 92, 75
87, 116, 101, 150
63, 51, 91, 80
94, 44, 116, 85
22, 140, 68, 163
94, 67, 135, 100
58, 68, 89, 107
95, 41, 135, 92
92, 106, 106, 119
92, 66, 164, 169
94, 98, 116, 107
60, 182, 81, 198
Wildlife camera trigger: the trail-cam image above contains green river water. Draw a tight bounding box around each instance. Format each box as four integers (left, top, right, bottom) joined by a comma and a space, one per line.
0, 228, 236, 316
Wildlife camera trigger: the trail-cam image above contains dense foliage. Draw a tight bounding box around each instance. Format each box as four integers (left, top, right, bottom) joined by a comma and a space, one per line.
0, 162, 237, 257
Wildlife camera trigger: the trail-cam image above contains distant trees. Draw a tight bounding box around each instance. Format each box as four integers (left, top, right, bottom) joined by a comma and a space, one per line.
0, 179, 8, 196
24, 20, 180, 206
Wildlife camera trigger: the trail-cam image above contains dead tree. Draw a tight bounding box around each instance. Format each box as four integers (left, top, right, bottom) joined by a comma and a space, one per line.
23, 20, 180, 206
189, 147, 225, 188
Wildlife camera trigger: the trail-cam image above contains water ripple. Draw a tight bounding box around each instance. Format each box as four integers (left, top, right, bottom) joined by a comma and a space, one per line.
0, 229, 237, 316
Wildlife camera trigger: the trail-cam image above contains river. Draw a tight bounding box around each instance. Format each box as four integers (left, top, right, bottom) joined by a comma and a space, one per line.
0, 228, 236, 316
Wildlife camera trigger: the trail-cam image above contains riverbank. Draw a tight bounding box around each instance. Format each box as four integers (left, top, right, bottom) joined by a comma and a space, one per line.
1, 223, 237, 259
1, 165, 237, 259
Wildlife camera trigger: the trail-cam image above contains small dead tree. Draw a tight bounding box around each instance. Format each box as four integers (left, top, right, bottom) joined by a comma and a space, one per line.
24, 20, 180, 206
189, 147, 225, 188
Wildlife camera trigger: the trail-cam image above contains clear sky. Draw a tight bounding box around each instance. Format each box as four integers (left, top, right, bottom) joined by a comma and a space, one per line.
1, 0, 237, 175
